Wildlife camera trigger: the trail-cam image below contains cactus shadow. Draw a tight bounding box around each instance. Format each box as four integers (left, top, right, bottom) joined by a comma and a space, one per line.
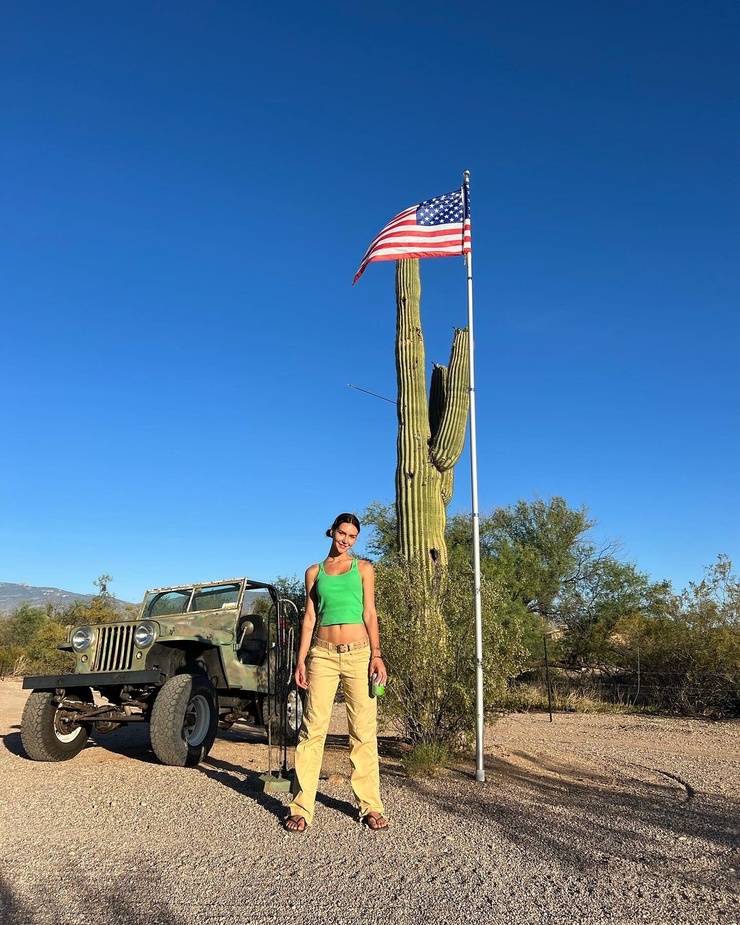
199, 753, 289, 821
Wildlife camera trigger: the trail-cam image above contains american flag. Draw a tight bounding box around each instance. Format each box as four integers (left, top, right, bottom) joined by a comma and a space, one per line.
353, 187, 471, 284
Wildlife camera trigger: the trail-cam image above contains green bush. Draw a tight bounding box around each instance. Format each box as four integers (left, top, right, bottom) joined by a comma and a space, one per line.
0, 591, 129, 679
614, 614, 740, 715
375, 558, 527, 749
25, 622, 75, 675
402, 741, 452, 776
612, 557, 740, 716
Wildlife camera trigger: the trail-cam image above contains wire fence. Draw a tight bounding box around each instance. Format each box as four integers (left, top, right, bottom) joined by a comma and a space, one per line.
510, 664, 740, 717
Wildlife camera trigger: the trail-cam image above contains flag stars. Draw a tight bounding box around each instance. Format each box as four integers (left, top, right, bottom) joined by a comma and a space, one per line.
416, 190, 466, 226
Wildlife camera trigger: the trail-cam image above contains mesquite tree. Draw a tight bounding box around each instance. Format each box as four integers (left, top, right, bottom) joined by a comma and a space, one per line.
395, 259, 470, 585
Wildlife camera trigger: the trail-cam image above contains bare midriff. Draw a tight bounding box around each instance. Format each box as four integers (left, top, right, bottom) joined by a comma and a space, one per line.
315, 623, 369, 645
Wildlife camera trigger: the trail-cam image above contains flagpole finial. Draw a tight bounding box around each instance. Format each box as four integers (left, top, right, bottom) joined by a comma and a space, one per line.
463, 170, 470, 186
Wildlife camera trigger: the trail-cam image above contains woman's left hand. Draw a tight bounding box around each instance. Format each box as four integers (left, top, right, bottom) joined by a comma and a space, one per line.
369, 655, 387, 685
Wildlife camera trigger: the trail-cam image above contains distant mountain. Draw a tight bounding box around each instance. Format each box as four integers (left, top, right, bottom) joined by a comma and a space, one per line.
0, 582, 134, 616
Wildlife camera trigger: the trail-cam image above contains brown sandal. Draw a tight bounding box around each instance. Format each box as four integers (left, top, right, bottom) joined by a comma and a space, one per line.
363, 812, 388, 831
284, 815, 307, 833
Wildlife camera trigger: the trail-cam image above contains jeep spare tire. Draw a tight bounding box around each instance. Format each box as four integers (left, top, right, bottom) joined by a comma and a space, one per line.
150, 674, 218, 767
284, 684, 305, 745
265, 683, 304, 746
21, 687, 93, 762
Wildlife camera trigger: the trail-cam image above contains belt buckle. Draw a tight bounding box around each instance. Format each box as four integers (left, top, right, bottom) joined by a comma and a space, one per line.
336, 643, 350, 653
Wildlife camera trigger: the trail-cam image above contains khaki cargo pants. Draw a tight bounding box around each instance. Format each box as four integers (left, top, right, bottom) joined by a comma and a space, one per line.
288, 640, 384, 825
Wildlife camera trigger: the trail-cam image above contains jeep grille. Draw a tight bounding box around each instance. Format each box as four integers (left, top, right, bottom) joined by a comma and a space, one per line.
93, 624, 136, 672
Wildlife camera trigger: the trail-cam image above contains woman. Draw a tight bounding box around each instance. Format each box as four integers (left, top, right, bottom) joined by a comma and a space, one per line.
284, 513, 388, 832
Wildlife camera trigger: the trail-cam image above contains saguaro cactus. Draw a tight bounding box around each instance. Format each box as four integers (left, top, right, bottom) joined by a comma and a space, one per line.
395, 259, 470, 582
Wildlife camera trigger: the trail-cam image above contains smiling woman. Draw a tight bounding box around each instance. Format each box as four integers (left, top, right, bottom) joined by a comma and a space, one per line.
284, 512, 388, 833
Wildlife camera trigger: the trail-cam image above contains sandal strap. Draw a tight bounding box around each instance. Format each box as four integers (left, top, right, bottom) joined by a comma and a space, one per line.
364, 812, 388, 829
284, 815, 307, 831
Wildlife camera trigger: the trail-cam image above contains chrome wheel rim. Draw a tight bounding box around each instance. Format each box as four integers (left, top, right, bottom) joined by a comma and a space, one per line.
286, 689, 303, 734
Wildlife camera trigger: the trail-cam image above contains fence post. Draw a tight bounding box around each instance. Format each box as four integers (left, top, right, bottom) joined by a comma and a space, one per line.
543, 634, 554, 723
634, 646, 641, 705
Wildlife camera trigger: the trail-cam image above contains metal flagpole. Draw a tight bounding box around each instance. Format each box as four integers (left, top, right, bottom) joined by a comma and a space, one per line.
463, 170, 485, 782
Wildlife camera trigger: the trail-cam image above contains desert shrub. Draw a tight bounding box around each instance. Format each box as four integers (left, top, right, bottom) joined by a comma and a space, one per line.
614, 613, 740, 715
24, 622, 75, 675
374, 559, 527, 749
0, 592, 129, 678
61, 596, 133, 626
402, 741, 452, 777
0, 644, 24, 680
4, 604, 49, 647
612, 557, 740, 716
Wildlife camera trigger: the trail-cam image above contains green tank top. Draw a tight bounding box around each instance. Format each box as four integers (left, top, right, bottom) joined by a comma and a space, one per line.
316, 559, 364, 626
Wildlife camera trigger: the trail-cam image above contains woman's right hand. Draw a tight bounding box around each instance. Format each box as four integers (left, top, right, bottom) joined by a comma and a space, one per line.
295, 660, 308, 690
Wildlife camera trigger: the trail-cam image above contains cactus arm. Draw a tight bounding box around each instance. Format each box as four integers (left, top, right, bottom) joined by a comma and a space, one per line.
429, 328, 470, 471
440, 467, 454, 507
429, 364, 447, 440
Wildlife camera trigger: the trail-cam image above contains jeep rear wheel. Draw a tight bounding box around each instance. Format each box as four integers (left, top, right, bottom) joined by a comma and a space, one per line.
150, 674, 218, 767
21, 688, 93, 761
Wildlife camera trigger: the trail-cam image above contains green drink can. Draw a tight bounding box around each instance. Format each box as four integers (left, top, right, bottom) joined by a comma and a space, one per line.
371, 678, 386, 698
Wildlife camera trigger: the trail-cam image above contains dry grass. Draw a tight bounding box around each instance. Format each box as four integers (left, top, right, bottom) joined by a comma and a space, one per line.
496, 682, 633, 715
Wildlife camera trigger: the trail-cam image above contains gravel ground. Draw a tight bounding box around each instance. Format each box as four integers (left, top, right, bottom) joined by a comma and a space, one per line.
1, 679, 738, 925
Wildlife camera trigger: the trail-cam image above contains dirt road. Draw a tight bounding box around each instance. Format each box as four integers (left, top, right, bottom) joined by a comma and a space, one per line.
1, 679, 738, 925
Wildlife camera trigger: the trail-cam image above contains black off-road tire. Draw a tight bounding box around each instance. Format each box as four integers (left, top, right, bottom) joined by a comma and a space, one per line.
21, 688, 93, 761
266, 683, 305, 746
149, 674, 218, 767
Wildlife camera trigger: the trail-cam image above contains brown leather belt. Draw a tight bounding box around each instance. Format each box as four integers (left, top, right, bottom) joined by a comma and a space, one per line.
313, 637, 369, 654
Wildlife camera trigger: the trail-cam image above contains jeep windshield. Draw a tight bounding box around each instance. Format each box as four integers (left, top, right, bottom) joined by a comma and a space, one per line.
143, 582, 242, 618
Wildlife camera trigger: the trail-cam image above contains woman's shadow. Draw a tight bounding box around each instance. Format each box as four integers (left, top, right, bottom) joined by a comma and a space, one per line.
3, 721, 362, 824
199, 748, 359, 824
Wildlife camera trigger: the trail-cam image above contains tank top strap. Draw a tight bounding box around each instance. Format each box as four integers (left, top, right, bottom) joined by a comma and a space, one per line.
318, 558, 357, 576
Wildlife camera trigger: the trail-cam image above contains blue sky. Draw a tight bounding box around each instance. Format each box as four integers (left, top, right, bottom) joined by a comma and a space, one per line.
2, 1, 737, 604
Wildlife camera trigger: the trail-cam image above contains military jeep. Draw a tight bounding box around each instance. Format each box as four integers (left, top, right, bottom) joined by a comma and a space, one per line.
21, 577, 303, 767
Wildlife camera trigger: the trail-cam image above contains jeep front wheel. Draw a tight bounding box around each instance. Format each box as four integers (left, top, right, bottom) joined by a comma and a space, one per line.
21, 688, 93, 761
150, 674, 218, 767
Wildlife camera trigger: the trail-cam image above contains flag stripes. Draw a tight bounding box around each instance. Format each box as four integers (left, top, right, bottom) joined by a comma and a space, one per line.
353, 188, 471, 284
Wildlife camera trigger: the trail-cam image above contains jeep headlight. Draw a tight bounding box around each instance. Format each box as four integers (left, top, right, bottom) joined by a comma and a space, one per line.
71, 626, 95, 652
134, 621, 157, 648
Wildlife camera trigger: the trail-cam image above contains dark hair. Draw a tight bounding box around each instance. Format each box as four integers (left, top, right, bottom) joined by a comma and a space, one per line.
326, 512, 361, 538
